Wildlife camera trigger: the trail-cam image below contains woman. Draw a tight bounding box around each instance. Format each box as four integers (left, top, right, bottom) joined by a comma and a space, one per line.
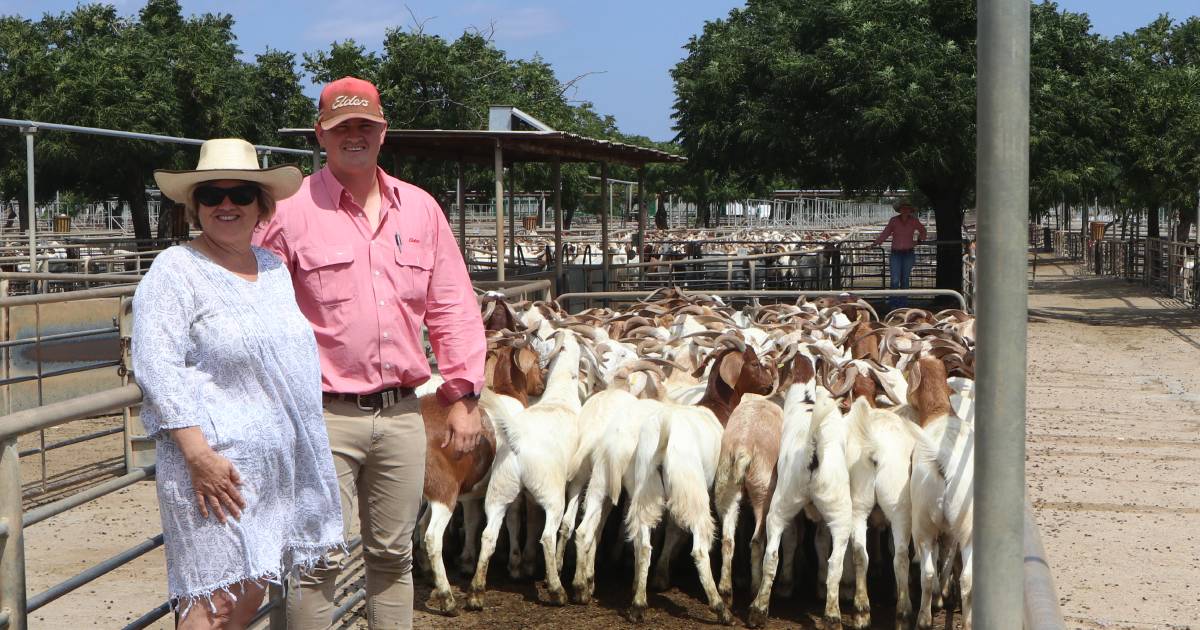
873, 200, 928, 310
134, 138, 343, 628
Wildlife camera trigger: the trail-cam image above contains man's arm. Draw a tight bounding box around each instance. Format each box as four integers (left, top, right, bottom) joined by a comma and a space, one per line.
423, 199, 486, 455
873, 218, 896, 246
916, 219, 928, 242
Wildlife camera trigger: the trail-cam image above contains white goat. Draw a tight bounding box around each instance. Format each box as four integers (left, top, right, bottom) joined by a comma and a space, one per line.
466, 329, 584, 609
908, 356, 975, 629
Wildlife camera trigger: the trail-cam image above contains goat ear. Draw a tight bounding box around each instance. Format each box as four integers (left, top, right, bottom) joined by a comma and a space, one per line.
719, 351, 745, 388
515, 347, 537, 373
907, 360, 922, 405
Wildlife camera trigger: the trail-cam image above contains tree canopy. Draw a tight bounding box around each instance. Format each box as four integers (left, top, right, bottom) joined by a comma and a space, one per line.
670, 0, 1200, 289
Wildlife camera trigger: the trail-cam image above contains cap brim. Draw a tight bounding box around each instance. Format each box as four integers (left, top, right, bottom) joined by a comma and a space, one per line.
318, 112, 388, 130
153, 165, 303, 204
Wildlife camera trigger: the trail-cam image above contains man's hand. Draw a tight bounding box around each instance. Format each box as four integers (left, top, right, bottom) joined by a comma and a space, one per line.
442, 396, 482, 457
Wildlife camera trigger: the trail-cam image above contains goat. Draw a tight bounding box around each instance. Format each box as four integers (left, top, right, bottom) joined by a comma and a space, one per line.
907, 356, 975, 629
418, 395, 499, 615
748, 368, 857, 629
467, 329, 585, 610
713, 393, 783, 605
623, 340, 774, 625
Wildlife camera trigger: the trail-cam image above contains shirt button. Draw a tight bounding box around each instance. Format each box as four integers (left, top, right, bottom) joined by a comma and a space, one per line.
382, 332, 389, 339
374, 270, 380, 276
378, 300, 385, 306
358, 213, 364, 218
383, 363, 391, 370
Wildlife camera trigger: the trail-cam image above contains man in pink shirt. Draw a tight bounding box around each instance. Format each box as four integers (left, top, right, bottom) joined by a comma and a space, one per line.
255, 77, 485, 629
873, 200, 928, 309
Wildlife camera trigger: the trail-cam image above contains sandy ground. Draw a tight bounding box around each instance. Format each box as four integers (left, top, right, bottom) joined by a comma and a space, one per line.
1027, 258, 1200, 630
12, 257, 1199, 628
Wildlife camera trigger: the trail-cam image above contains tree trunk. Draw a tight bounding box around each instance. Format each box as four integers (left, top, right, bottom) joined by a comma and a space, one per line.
1175, 211, 1193, 242
1147, 205, 1160, 238
125, 176, 152, 243
655, 192, 668, 230
929, 189, 964, 293
15, 196, 29, 233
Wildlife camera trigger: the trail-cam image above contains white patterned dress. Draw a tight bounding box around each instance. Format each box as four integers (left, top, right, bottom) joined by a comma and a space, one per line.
132, 245, 343, 614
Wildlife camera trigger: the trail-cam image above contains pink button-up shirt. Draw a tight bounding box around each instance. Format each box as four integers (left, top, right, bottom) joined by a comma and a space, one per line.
254, 166, 485, 405
875, 214, 928, 251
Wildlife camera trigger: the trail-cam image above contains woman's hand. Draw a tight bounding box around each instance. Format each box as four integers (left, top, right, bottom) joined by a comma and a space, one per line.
169, 426, 246, 523
185, 449, 246, 523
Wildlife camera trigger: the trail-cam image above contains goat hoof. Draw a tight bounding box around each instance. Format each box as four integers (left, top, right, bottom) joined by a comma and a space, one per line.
746, 606, 770, 628
849, 610, 871, 629
626, 604, 647, 624
822, 615, 844, 630
426, 590, 459, 616
463, 590, 485, 611
546, 586, 567, 607
895, 607, 914, 630
715, 602, 734, 626
570, 588, 591, 605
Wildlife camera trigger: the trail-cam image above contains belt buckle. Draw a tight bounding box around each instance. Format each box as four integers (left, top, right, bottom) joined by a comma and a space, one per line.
354, 393, 377, 412
381, 388, 396, 409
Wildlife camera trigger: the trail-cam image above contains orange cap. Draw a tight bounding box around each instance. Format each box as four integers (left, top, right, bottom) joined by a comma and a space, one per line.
317, 77, 386, 130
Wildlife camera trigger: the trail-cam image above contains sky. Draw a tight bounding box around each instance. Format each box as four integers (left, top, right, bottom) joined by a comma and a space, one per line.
5, 1, 1200, 142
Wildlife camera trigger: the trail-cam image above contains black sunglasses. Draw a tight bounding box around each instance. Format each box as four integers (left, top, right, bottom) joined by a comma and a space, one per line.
194, 184, 259, 207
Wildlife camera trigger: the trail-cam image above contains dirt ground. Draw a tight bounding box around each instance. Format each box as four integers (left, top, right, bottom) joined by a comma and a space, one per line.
1026, 258, 1200, 629
13, 258, 1200, 628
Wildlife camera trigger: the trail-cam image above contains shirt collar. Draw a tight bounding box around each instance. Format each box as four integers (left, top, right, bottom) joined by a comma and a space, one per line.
318, 166, 403, 212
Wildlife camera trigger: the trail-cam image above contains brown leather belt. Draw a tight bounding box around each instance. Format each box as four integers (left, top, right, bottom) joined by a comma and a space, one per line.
323, 386, 415, 411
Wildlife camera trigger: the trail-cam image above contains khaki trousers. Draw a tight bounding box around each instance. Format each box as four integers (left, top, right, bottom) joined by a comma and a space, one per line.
287, 397, 426, 630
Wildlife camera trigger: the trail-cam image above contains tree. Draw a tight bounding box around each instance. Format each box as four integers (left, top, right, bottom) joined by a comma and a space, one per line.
673, 0, 978, 290
0, 1, 317, 240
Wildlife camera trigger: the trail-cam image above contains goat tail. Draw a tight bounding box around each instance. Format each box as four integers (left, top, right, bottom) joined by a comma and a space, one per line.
624, 413, 667, 540
714, 447, 751, 512
477, 390, 521, 456
662, 418, 716, 546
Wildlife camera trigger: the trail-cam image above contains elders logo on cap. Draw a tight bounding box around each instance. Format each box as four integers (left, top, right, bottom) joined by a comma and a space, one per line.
318, 77, 387, 130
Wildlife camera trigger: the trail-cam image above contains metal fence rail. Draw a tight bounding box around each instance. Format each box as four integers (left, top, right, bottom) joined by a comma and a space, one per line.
1065, 234, 1198, 308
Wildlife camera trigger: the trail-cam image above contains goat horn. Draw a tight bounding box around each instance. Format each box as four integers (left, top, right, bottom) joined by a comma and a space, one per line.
715, 333, 747, 353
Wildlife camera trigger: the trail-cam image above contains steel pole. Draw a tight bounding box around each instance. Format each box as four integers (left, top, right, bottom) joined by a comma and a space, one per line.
24, 128, 36, 274
0, 437, 27, 629
553, 159, 563, 293
637, 166, 647, 282
976, 0, 1030, 627
493, 141, 505, 282
600, 162, 611, 291
457, 160, 467, 260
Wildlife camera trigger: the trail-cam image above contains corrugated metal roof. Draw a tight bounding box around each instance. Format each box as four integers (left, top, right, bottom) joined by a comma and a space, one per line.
278, 128, 685, 167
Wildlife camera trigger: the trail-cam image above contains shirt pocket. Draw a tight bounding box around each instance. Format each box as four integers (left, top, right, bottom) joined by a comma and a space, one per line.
295, 246, 357, 307
394, 245, 433, 305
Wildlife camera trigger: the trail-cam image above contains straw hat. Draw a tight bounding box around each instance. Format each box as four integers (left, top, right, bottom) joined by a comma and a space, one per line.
154, 138, 303, 203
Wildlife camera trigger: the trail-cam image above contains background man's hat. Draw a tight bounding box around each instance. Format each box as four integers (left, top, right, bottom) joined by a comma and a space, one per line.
318, 77, 387, 130
154, 138, 302, 203
892, 199, 916, 212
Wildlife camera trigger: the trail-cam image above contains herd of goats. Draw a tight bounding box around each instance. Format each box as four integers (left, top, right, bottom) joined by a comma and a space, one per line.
413, 288, 976, 629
